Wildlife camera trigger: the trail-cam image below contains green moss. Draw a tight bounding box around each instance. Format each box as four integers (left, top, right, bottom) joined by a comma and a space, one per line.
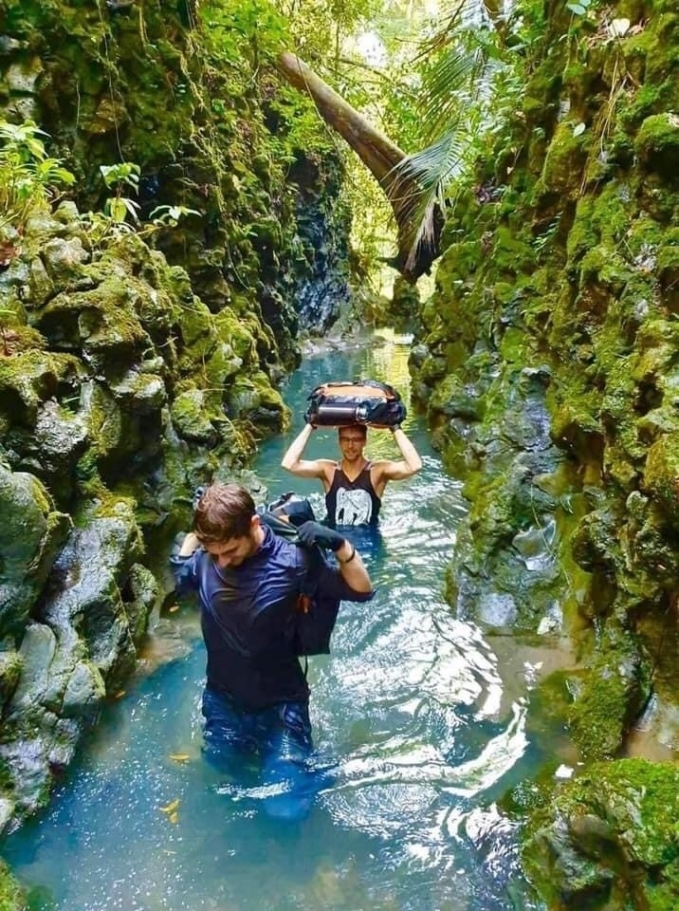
646, 858, 679, 911
635, 113, 679, 177
535, 121, 591, 201
170, 388, 220, 443
644, 431, 679, 522
86, 385, 123, 463
0, 351, 82, 428
37, 280, 150, 358
0, 651, 23, 707
566, 183, 635, 269
0, 859, 25, 911
213, 310, 257, 363
568, 665, 628, 760
567, 621, 648, 761
523, 759, 679, 911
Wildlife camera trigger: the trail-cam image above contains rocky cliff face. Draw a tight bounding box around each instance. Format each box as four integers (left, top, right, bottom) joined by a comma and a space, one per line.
0, 0, 353, 844
409, 0, 678, 906
0, 201, 283, 831
0, 0, 351, 356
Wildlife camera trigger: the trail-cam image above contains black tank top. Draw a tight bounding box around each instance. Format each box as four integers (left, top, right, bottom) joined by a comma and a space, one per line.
325, 461, 381, 527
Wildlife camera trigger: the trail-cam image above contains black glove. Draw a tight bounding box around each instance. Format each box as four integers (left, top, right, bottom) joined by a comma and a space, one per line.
192, 486, 206, 510
296, 521, 345, 553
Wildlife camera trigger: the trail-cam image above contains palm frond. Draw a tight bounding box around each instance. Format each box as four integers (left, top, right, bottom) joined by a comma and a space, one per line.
419, 44, 486, 140
389, 121, 469, 270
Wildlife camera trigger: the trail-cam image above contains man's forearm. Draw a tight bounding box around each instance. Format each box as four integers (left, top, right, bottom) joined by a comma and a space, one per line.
391, 427, 423, 473
281, 424, 314, 470
335, 538, 372, 593
179, 532, 201, 557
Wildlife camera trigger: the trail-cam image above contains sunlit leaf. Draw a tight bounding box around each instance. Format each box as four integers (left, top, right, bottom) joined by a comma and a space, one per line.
169, 753, 191, 763
573, 122, 586, 137
160, 798, 181, 814
107, 197, 128, 223
608, 18, 630, 37
122, 197, 141, 222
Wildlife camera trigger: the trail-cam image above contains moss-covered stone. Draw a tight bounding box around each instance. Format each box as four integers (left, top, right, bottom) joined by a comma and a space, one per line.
643, 431, 679, 522
0, 351, 82, 428
635, 113, 679, 177
170, 388, 219, 444
409, 11, 679, 881
523, 759, 679, 911
0, 859, 25, 911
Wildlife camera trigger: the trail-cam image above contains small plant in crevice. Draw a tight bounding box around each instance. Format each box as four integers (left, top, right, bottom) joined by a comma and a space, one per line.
100, 161, 142, 226
80, 163, 200, 243
0, 118, 75, 244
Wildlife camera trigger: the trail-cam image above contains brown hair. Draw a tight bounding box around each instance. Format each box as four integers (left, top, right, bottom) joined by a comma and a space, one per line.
338, 424, 367, 440
193, 483, 255, 544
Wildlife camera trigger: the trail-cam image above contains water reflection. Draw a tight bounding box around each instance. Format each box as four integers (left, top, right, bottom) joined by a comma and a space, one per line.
3, 335, 538, 911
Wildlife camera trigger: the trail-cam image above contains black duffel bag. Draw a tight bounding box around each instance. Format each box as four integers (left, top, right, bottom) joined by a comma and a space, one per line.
304, 379, 406, 428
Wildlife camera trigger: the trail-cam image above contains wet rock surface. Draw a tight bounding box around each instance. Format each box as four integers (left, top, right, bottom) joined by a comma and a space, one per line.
407, 2, 679, 906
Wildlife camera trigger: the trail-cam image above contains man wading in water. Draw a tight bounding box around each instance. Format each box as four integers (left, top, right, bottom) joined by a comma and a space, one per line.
171, 482, 374, 820
281, 423, 422, 526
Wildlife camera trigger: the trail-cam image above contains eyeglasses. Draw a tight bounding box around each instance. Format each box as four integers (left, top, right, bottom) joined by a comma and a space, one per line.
340, 436, 364, 444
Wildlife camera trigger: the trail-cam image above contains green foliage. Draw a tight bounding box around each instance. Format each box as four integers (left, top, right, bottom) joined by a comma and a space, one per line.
0, 119, 75, 235
0, 858, 25, 911
78, 165, 200, 243
387, 15, 507, 269
201, 0, 289, 67
100, 162, 141, 224
566, 0, 593, 16
148, 205, 201, 228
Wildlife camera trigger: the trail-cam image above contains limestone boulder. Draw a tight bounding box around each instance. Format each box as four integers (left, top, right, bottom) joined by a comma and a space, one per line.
0, 465, 70, 636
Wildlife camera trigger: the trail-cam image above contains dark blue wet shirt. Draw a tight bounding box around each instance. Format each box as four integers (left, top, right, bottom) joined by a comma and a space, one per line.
171, 526, 373, 711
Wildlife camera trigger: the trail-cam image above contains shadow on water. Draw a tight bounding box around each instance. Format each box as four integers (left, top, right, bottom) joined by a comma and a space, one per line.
4, 334, 547, 911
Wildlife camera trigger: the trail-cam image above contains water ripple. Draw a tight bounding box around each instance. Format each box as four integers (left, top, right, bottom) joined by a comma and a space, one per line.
4, 341, 537, 911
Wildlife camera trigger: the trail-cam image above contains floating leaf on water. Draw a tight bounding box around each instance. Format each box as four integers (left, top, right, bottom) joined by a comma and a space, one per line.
160, 798, 180, 815
169, 812, 179, 824
169, 753, 191, 763
113, 690, 126, 700
169, 604, 180, 613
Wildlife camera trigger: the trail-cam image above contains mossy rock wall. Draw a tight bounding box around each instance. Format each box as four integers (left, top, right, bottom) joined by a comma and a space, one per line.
0, 200, 290, 832
0, 0, 354, 853
0, 0, 352, 366
522, 759, 679, 911
410, 2, 678, 907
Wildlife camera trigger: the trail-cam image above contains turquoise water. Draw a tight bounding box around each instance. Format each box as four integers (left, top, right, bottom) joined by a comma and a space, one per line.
3, 335, 542, 910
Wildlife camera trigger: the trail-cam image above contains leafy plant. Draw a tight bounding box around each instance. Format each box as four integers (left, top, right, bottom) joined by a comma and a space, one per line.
148, 205, 201, 228
388, 16, 501, 270
79, 174, 200, 243
0, 119, 75, 236
566, 0, 593, 16
100, 162, 141, 224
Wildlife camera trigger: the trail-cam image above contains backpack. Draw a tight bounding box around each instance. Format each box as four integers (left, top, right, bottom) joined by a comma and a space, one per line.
258, 493, 341, 657
304, 379, 407, 428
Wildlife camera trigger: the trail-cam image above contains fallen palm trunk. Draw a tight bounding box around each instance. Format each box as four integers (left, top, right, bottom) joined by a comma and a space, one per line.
276, 52, 441, 280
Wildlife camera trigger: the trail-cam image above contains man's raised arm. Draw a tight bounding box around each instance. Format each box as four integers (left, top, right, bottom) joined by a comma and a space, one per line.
380, 426, 423, 481
281, 424, 327, 479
